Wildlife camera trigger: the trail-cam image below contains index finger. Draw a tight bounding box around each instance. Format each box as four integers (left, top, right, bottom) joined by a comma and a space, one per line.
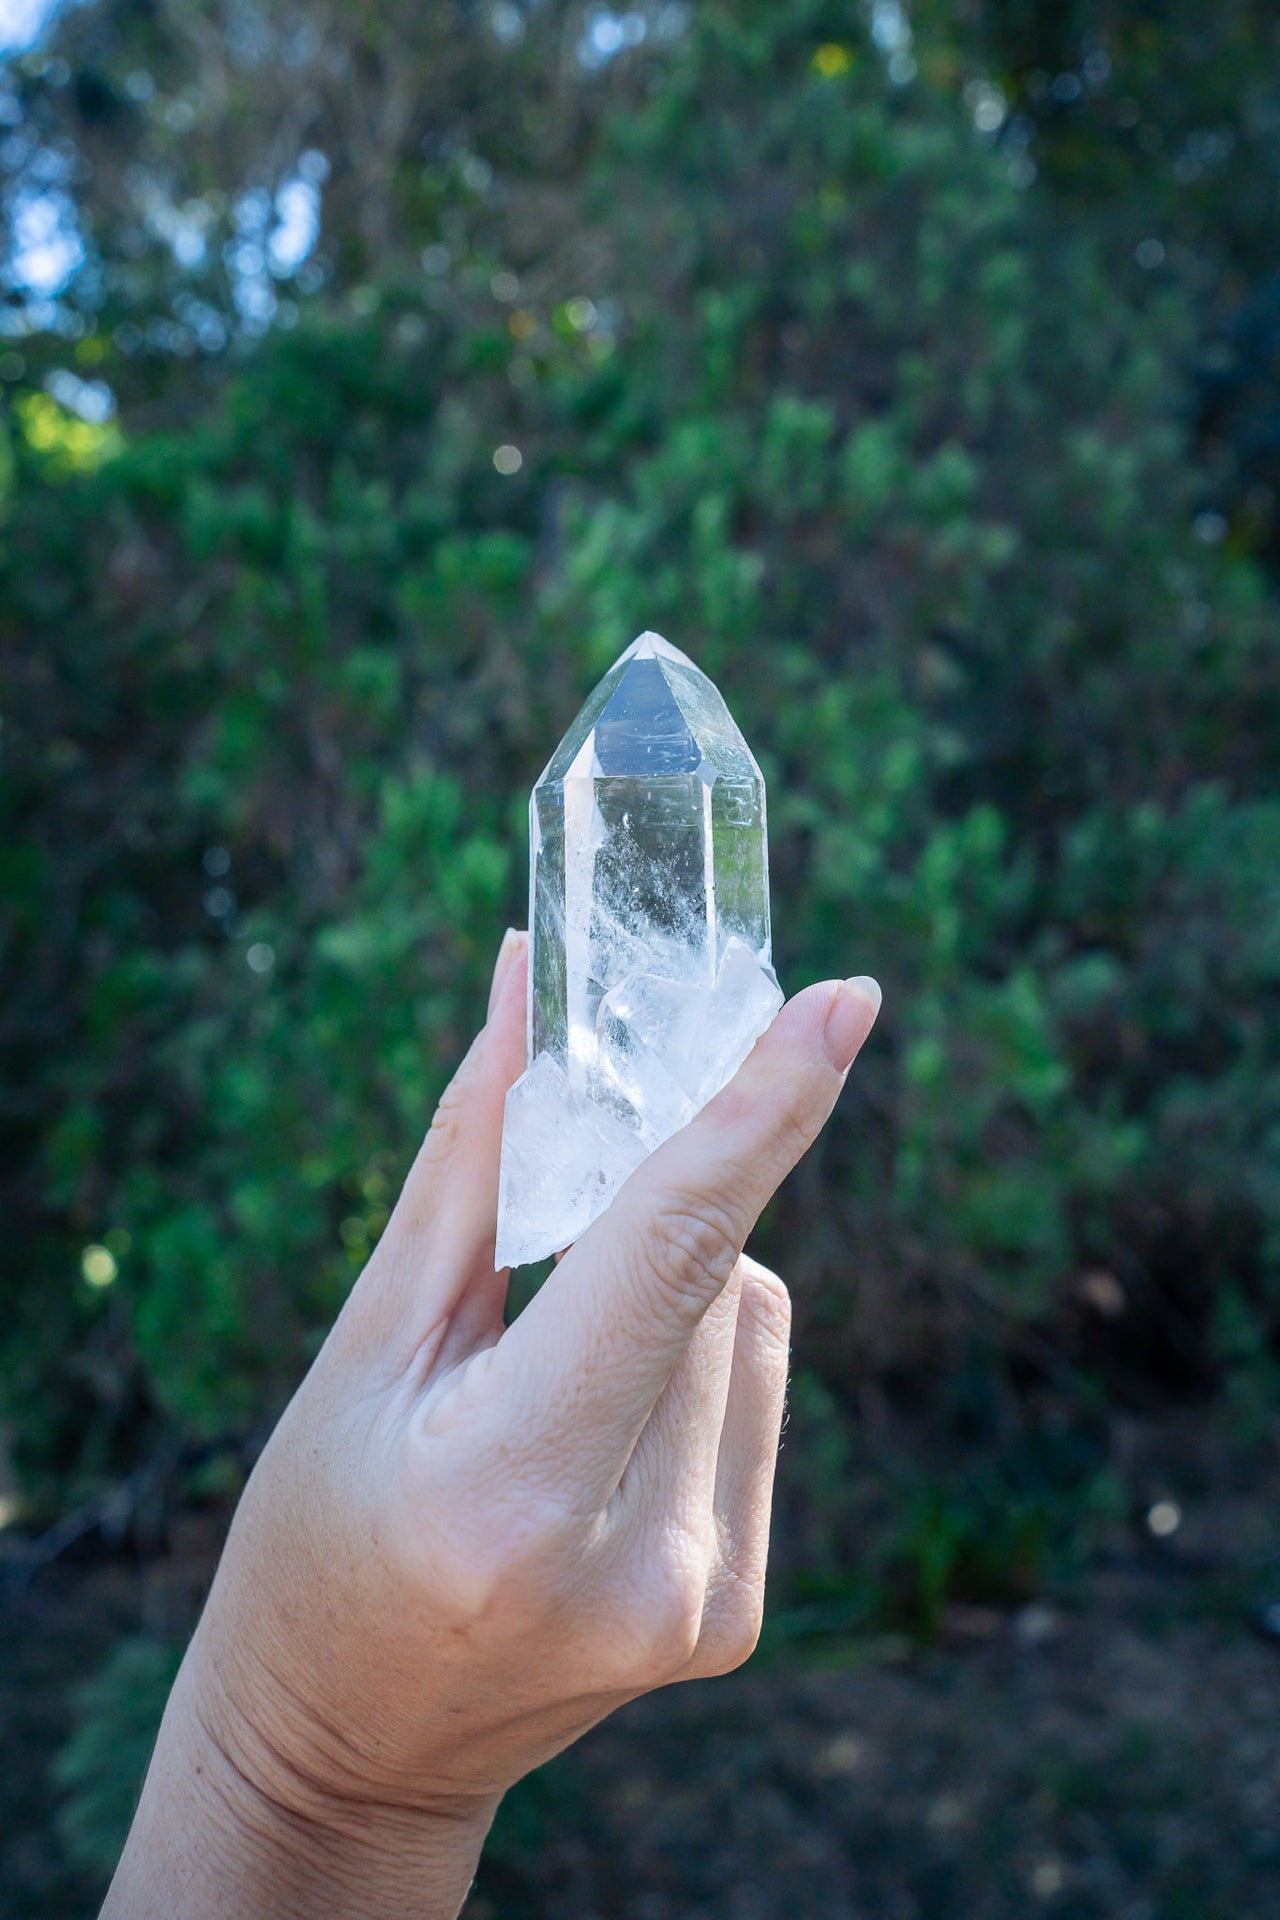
491, 974, 880, 1504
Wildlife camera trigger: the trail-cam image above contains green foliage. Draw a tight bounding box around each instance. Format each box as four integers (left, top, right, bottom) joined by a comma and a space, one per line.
874, 1458, 1126, 1643
767, 1371, 1123, 1650
3, 290, 568, 1473
3, 1, 1279, 1527
51, 1635, 183, 1874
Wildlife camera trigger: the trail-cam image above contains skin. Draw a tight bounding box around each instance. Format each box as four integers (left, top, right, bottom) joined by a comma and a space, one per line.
102, 930, 880, 1920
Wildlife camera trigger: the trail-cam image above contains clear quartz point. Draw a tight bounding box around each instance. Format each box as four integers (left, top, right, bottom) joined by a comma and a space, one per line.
495, 632, 782, 1269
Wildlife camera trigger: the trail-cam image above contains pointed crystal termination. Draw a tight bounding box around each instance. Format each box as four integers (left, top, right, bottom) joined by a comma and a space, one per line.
496, 632, 782, 1269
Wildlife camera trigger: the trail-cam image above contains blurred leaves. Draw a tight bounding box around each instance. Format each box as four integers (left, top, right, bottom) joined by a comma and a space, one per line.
1, 1, 1278, 1526
51, 1635, 182, 1874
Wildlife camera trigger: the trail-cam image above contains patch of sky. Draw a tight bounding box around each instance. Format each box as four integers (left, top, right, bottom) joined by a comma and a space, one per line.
578, 4, 647, 70
869, 0, 910, 52
173, 290, 228, 352
137, 181, 216, 269
5, 186, 82, 294
490, 2, 525, 46
223, 166, 321, 329
267, 176, 319, 275
868, 0, 916, 83
0, 0, 59, 56
45, 364, 113, 420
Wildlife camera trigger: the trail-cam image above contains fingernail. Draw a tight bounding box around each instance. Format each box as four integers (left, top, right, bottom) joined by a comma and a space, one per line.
824, 975, 882, 1072
487, 928, 526, 1018
849, 974, 882, 1015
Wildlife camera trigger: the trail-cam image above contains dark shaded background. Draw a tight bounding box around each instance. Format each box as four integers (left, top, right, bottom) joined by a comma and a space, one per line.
3, 2, 1280, 1913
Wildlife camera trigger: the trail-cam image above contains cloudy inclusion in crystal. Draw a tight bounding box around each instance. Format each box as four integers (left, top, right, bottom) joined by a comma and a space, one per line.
496, 632, 780, 1268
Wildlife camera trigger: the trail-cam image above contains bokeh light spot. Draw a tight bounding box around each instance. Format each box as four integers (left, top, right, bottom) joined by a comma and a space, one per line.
81, 1244, 118, 1289
1147, 1500, 1181, 1538
812, 44, 851, 79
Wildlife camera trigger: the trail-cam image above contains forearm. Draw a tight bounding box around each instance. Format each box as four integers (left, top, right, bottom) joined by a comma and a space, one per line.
102, 1678, 496, 1920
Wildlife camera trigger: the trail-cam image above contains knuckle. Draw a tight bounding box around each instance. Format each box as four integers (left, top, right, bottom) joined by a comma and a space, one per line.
774, 1090, 822, 1170
411, 1030, 488, 1181
715, 1071, 819, 1167
738, 1265, 792, 1349
430, 1494, 580, 1626
611, 1549, 708, 1684
419, 1079, 467, 1171
641, 1598, 705, 1681
637, 1191, 743, 1317
694, 1575, 765, 1676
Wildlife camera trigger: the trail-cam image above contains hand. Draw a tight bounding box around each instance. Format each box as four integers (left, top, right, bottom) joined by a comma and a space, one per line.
103, 931, 880, 1919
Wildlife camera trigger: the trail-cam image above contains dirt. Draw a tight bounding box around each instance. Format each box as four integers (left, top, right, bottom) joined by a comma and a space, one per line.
6, 1527, 1280, 1920
471, 1585, 1280, 1919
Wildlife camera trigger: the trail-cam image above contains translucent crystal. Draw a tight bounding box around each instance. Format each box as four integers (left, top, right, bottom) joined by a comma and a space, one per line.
496, 632, 782, 1268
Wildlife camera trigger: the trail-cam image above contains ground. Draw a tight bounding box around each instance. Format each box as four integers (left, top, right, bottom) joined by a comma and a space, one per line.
5, 1469, 1280, 1920
469, 1575, 1280, 1920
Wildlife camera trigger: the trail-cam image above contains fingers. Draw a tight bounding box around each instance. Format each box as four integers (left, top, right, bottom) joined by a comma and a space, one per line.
693, 1257, 791, 1674
589, 1256, 790, 1690
347, 931, 528, 1362
494, 974, 879, 1503
611, 1258, 745, 1540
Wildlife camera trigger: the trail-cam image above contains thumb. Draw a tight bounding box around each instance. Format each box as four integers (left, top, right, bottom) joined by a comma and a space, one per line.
611, 971, 882, 1318
499, 975, 881, 1473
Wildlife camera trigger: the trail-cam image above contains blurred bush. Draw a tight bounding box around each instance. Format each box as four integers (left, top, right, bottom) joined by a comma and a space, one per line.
3, 1, 1278, 1540
51, 1635, 182, 1873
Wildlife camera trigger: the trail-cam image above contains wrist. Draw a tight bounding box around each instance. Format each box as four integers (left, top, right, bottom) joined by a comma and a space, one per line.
103, 1653, 498, 1920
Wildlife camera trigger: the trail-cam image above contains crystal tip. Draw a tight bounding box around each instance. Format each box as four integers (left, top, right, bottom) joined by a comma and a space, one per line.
624, 629, 693, 666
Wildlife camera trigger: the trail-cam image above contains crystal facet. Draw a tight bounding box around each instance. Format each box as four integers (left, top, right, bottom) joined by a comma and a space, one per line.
496, 632, 782, 1268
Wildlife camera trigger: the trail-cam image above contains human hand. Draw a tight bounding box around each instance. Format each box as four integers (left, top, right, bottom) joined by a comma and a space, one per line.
104, 931, 880, 1920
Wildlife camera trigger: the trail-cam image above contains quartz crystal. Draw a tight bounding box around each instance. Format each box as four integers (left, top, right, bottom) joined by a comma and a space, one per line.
495, 631, 782, 1268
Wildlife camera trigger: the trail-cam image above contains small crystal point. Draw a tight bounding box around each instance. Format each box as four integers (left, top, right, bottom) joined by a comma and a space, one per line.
496, 633, 781, 1269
